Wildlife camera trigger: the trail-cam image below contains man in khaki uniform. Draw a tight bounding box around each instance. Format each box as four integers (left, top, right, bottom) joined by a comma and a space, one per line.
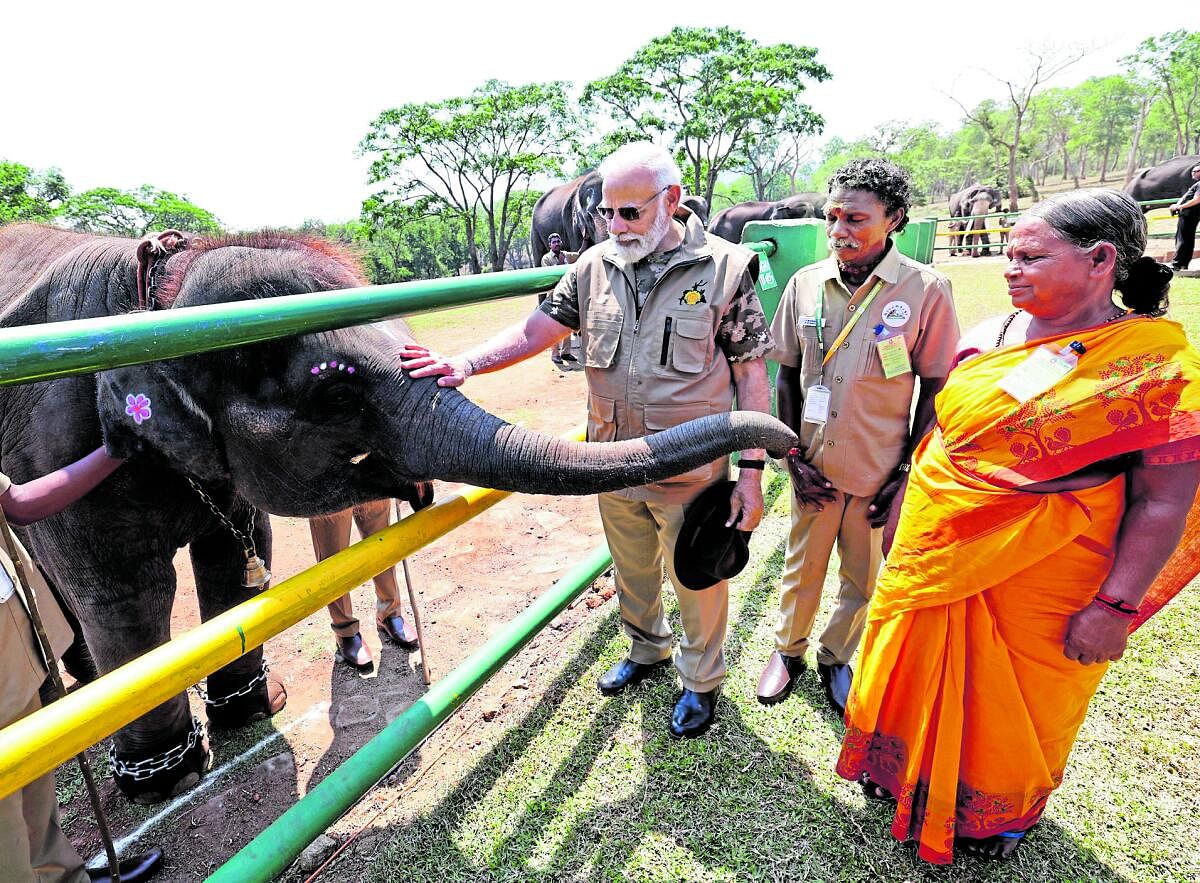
758, 158, 959, 715
0, 449, 164, 883
539, 233, 581, 364
400, 142, 774, 738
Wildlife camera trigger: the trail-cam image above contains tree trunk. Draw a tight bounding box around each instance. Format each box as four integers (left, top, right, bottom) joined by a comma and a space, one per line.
1062, 145, 1071, 181
1007, 144, 1020, 211
1123, 101, 1149, 187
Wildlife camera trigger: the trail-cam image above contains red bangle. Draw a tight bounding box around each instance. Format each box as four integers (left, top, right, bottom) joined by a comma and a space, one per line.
1091, 593, 1139, 618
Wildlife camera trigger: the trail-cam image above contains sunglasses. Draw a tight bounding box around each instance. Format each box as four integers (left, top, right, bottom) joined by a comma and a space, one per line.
597, 185, 670, 223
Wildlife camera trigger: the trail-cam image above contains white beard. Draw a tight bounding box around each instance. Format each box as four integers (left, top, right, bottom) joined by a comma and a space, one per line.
611, 208, 674, 263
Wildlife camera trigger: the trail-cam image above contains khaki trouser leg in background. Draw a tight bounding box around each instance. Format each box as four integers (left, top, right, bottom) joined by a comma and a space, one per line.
0, 695, 88, 883
598, 492, 728, 693
310, 499, 403, 639
775, 490, 883, 666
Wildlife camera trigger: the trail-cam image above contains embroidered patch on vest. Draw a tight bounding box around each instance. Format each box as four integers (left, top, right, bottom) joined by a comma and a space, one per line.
679, 281, 707, 306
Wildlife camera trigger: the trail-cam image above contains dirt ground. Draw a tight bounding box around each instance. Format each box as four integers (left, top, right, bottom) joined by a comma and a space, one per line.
58, 294, 617, 880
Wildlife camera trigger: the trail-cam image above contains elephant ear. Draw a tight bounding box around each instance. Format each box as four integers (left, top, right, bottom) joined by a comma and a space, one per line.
96, 362, 229, 484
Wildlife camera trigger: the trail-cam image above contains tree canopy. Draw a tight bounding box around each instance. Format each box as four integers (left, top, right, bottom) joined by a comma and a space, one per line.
359, 79, 581, 274
583, 26, 829, 207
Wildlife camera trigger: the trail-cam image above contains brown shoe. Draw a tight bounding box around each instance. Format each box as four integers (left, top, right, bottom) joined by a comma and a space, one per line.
334, 632, 374, 673
379, 614, 420, 650
756, 651, 806, 705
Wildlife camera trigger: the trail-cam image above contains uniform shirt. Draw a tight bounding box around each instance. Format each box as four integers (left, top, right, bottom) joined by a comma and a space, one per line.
1180, 181, 1200, 217
540, 244, 774, 364
771, 243, 960, 497
541, 249, 579, 266
0, 472, 74, 720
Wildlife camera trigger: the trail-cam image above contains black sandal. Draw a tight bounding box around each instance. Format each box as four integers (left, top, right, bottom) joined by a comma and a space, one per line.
858, 774, 895, 802
955, 829, 1026, 860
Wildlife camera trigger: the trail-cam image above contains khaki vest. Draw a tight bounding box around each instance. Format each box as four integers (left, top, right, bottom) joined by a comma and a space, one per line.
577, 212, 756, 503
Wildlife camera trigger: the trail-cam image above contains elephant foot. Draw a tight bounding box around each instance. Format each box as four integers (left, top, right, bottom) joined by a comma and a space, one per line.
204, 664, 287, 730
111, 715, 213, 805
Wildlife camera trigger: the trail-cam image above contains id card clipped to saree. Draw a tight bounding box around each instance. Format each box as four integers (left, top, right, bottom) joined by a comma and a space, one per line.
998, 340, 1086, 402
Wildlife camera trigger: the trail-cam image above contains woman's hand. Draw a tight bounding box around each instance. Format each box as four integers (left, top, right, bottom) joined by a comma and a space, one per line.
786, 452, 838, 510
1063, 602, 1130, 665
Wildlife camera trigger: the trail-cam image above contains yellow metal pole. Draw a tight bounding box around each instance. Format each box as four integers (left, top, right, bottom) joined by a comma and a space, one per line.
0, 429, 585, 800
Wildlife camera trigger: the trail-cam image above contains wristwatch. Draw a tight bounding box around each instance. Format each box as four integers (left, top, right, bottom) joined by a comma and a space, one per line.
738, 459, 766, 471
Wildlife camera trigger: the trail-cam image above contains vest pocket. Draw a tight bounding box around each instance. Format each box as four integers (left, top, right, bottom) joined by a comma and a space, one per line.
668, 316, 712, 374
583, 316, 621, 368
587, 393, 617, 443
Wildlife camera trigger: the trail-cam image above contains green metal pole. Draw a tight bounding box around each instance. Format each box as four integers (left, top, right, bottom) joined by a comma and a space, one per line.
210, 543, 613, 883
0, 265, 567, 386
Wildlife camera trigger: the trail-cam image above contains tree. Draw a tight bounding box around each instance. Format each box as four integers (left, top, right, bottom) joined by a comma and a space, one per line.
949, 47, 1085, 210
1076, 75, 1140, 182
1124, 30, 1200, 155
62, 185, 221, 236
582, 26, 829, 208
360, 80, 581, 274
0, 162, 68, 223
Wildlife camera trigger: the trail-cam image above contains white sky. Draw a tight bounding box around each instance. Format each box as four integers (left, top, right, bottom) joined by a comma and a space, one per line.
3, 2, 1196, 229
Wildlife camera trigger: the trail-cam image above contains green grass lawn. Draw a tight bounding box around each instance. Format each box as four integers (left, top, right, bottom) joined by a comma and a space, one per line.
362, 269, 1200, 883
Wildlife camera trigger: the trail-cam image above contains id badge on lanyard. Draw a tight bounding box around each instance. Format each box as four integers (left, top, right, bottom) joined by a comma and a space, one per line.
805, 278, 885, 425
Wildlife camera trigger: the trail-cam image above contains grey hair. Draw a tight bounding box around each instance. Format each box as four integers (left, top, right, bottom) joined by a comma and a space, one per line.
598, 142, 681, 191
1024, 188, 1171, 314
1024, 188, 1144, 282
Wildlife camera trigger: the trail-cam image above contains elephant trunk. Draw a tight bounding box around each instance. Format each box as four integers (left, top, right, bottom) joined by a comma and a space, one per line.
391, 383, 796, 496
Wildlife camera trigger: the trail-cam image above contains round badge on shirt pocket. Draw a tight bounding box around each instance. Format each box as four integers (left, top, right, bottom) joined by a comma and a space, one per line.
881, 300, 911, 328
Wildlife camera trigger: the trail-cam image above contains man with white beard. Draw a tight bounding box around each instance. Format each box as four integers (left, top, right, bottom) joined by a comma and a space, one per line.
399, 142, 774, 737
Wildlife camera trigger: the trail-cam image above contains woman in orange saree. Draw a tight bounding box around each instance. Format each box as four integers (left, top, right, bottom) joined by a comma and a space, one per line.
836, 189, 1200, 864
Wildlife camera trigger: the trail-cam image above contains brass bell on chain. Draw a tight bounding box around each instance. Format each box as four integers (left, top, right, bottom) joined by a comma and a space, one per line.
242, 553, 272, 589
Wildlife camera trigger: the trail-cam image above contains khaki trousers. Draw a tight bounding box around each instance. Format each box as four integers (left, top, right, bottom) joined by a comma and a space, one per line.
310, 500, 404, 639
598, 492, 728, 693
775, 490, 882, 665
0, 694, 87, 883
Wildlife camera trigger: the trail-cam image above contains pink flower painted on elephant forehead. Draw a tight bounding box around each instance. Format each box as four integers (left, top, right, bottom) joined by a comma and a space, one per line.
125, 392, 152, 425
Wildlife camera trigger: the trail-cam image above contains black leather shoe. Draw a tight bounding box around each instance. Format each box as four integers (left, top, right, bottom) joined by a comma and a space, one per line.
597, 657, 670, 695
87, 848, 164, 882
669, 688, 718, 738
334, 633, 374, 673
379, 614, 420, 650
818, 661, 853, 717
756, 651, 807, 705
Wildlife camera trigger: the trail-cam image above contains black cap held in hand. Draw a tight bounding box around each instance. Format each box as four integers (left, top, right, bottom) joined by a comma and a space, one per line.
674, 480, 753, 591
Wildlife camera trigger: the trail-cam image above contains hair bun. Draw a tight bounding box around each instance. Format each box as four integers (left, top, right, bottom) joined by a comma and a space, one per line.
1115, 256, 1172, 315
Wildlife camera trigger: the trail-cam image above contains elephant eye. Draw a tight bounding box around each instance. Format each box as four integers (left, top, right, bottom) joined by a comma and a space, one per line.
306, 380, 363, 421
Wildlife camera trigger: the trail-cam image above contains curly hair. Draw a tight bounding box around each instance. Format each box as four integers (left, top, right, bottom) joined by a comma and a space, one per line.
826, 158, 913, 232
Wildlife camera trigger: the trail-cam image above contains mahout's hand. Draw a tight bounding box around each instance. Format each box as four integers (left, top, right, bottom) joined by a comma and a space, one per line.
867, 474, 904, 529
726, 473, 765, 531
786, 452, 837, 510
1063, 602, 1130, 665
397, 344, 471, 388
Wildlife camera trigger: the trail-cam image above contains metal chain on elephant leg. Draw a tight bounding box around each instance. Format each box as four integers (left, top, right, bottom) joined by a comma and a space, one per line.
108, 715, 210, 783
192, 661, 271, 708
184, 477, 271, 588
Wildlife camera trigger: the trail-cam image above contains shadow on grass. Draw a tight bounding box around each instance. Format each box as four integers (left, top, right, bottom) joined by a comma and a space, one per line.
351, 475, 1130, 882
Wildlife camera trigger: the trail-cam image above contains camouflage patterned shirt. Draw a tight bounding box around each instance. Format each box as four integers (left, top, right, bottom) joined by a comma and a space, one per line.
540, 245, 774, 363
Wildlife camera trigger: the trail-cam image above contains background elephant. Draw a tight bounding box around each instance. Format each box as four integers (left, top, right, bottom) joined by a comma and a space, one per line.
531, 171, 605, 267
708, 193, 826, 244
1125, 155, 1200, 211
0, 224, 794, 804
531, 174, 710, 265
948, 184, 1002, 257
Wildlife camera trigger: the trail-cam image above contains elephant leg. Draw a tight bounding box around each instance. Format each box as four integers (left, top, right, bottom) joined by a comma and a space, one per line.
189, 508, 286, 730
70, 556, 210, 805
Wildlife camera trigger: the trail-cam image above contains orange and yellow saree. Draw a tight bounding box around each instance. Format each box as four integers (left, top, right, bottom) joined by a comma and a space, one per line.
836, 317, 1200, 863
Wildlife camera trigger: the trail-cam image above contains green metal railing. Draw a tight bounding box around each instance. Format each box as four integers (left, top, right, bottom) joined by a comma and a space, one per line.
211, 544, 614, 882
0, 265, 568, 386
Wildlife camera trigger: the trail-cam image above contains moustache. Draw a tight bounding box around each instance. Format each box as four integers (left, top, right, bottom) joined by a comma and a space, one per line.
829, 239, 859, 250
